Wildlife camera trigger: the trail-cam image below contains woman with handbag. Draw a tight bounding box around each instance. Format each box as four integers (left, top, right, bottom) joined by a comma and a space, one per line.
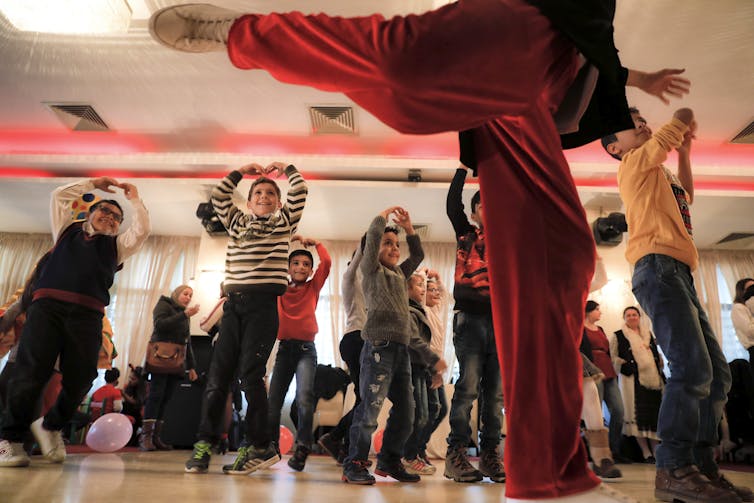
141, 285, 199, 451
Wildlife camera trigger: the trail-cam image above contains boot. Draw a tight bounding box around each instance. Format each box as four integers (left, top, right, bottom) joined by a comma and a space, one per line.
585, 429, 621, 480
139, 419, 157, 451
153, 420, 173, 451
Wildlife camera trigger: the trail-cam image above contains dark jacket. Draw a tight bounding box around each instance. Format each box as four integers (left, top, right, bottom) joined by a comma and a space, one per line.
408, 299, 441, 371
150, 295, 195, 370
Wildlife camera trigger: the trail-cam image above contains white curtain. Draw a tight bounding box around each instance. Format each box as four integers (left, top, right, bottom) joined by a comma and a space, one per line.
110, 235, 199, 372
710, 250, 754, 299
0, 232, 53, 303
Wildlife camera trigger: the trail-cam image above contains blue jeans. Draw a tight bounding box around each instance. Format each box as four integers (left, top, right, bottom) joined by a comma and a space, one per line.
632, 254, 731, 472
268, 340, 317, 447
419, 381, 448, 453
404, 365, 429, 460
597, 377, 625, 456
447, 311, 503, 452
345, 340, 414, 466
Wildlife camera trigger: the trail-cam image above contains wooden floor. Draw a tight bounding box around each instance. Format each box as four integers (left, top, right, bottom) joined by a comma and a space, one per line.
1, 451, 753, 503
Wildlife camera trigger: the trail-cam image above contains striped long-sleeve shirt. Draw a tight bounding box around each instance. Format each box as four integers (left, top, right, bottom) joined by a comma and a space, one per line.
212, 165, 307, 295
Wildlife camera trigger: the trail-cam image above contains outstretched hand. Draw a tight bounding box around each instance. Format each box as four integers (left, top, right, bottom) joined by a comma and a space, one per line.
91, 177, 139, 200
629, 68, 691, 105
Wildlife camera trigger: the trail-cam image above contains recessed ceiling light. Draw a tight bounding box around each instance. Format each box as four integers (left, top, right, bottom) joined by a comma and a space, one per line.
0, 0, 132, 35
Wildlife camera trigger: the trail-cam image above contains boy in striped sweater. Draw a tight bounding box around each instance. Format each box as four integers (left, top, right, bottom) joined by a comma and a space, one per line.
185, 161, 307, 475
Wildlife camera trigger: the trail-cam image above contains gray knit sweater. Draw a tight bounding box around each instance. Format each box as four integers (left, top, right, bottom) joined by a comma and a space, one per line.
360, 215, 424, 345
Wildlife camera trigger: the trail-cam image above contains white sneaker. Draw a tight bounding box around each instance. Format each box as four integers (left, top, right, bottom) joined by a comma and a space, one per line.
0, 440, 30, 467
506, 484, 638, 503
30, 418, 66, 463
148, 3, 240, 53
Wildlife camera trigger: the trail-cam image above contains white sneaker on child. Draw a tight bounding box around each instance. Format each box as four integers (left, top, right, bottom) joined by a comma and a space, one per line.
30, 418, 66, 463
506, 484, 638, 503
0, 439, 30, 467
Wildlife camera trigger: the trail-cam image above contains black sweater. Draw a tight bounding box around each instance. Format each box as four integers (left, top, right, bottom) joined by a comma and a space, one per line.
150, 296, 195, 370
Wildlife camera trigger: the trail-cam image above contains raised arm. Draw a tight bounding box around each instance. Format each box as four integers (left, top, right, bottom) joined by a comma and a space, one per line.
278, 163, 308, 232
446, 165, 474, 237
675, 111, 697, 204
116, 182, 151, 263
310, 241, 332, 291
394, 208, 425, 277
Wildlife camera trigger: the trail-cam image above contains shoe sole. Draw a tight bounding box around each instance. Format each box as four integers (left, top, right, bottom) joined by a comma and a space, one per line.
443, 472, 483, 483
0, 459, 30, 467
184, 466, 209, 474
223, 454, 281, 475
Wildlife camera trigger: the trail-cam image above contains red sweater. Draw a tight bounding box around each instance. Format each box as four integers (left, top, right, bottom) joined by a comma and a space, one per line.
584, 327, 617, 379
277, 243, 332, 342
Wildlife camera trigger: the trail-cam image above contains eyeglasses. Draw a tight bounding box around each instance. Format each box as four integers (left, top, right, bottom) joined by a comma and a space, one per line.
427, 288, 440, 293
96, 205, 123, 223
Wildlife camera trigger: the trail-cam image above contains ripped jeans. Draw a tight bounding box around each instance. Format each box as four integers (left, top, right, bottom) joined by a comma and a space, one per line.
345, 340, 415, 467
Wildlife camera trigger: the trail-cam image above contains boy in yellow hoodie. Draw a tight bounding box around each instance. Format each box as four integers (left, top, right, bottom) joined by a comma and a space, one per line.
606, 108, 751, 503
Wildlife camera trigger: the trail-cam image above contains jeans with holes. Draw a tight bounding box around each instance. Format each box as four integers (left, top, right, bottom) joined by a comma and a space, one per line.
344, 340, 414, 466
632, 254, 731, 472
447, 311, 503, 452
267, 340, 317, 447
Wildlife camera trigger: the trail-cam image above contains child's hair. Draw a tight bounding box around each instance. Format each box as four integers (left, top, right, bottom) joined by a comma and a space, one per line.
89, 199, 124, 217
471, 191, 481, 213
247, 176, 281, 200
104, 367, 120, 384
600, 107, 641, 161
360, 226, 400, 252
585, 300, 599, 314
408, 272, 425, 287
289, 249, 313, 265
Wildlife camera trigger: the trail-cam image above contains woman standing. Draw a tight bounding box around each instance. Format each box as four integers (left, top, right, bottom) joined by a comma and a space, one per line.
732, 278, 754, 362
613, 306, 664, 463
141, 285, 199, 451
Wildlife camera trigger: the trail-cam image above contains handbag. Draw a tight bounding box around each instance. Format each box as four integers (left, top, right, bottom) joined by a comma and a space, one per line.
144, 341, 186, 375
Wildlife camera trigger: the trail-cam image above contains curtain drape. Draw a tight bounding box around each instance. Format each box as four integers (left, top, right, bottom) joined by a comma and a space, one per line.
0, 232, 53, 303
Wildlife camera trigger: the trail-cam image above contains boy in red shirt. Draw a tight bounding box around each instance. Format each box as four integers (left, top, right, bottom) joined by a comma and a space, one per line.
90, 368, 123, 419
266, 237, 331, 472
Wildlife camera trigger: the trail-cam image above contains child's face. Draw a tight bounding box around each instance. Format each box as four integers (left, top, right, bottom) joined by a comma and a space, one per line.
471, 202, 484, 229
378, 231, 401, 268
88, 202, 123, 236
611, 112, 652, 158
408, 275, 426, 303
247, 182, 282, 217
426, 282, 441, 307
289, 256, 313, 283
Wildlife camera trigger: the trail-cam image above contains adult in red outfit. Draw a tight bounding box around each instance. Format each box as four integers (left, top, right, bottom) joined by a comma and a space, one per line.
148, 2, 689, 500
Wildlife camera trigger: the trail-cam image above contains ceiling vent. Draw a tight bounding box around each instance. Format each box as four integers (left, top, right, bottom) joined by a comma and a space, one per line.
731, 119, 754, 144
45, 103, 109, 131
309, 106, 355, 135
713, 232, 754, 249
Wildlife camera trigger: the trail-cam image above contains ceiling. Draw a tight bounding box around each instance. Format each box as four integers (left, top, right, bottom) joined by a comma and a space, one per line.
0, 0, 753, 247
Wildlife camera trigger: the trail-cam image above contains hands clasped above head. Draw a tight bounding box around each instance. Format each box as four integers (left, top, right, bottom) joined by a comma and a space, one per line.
239, 161, 288, 178
91, 177, 140, 201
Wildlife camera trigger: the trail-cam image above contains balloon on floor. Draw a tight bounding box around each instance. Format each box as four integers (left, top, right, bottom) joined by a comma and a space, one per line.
372, 428, 384, 454
86, 413, 133, 453
279, 425, 294, 455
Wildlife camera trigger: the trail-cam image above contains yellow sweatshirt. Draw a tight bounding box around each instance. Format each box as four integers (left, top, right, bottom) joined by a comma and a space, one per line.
617, 118, 698, 270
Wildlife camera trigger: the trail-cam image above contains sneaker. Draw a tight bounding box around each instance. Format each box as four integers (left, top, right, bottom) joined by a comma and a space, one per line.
655, 465, 741, 503
0, 440, 30, 467
318, 432, 342, 462
148, 3, 240, 53
443, 446, 483, 483
706, 472, 754, 502
418, 450, 433, 467
478, 447, 506, 483
287, 445, 310, 472
375, 461, 421, 482
402, 457, 435, 475
30, 418, 65, 463
342, 460, 376, 485
592, 458, 623, 481
185, 441, 212, 473
222, 444, 281, 475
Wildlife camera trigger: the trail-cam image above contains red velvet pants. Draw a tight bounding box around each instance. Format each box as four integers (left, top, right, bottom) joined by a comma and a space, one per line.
228, 0, 598, 497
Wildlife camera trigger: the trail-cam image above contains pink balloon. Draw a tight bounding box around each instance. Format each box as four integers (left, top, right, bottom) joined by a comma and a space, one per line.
86, 413, 133, 453
372, 428, 384, 454
279, 425, 294, 455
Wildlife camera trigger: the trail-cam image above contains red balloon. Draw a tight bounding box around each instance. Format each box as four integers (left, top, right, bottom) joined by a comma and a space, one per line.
372, 428, 384, 454
279, 425, 294, 455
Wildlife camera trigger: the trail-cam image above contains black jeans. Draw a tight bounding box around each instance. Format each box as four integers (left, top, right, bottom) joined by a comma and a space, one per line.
144, 372, 182, 420
329, 330, 363, 444
0, 299, 102, 441
197, 291, 279, 448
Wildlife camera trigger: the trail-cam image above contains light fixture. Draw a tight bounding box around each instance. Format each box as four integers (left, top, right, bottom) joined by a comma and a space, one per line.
0, 0, 132, 35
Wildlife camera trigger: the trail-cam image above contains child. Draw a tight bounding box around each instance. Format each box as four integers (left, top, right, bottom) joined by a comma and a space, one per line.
90, 368, 123, 419
267, 236, 331, 471
121, 365, 146, 445
609, 108, 752, 502
444, 165, 505, 484
185, 161, 307, 475
403, 273, 447, 475
342, 207, 424, 485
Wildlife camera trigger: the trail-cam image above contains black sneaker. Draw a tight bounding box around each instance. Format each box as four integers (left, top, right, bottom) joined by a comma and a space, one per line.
318, 433, 342, 462
222, 444, 281, 475
342, 460, 376, 485
478, 447, 506, 483
375, 461, 421, 482
185, 441, 212, 473
444, 446, 483, 482
287, 445, 310, 471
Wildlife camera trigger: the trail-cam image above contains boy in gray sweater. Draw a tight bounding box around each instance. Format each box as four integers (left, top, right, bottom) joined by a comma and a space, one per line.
342, 207, 424, 485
